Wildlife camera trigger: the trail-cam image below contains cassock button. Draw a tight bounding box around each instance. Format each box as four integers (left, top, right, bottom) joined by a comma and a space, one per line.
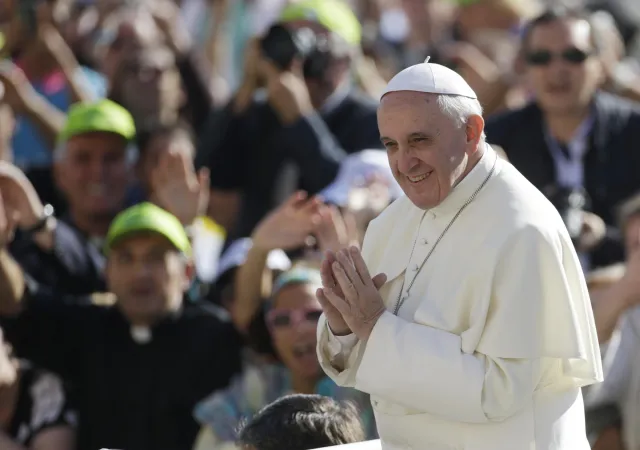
430, 212, 437, 219
421, 238, 428, 245
412, 265, 419, 271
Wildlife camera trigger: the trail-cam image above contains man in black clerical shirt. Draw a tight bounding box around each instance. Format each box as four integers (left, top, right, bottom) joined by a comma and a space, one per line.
0, 202, 242, 450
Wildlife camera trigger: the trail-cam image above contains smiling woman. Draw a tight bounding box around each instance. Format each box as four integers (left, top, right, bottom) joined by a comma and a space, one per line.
192, 266, 376, 450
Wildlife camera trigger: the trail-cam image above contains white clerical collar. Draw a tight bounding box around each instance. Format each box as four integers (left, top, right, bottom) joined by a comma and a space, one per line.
431, 144, 501, 216
130, 326, 152, 344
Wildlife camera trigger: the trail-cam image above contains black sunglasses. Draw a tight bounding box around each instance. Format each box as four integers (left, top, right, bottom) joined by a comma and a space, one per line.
525, 47, 592, 66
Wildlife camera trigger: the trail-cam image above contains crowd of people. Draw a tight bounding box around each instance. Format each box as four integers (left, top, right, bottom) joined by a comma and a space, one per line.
0, 0, 638, 449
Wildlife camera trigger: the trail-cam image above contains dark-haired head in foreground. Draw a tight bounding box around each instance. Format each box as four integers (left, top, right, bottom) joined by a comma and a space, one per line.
238, 394, 366, 450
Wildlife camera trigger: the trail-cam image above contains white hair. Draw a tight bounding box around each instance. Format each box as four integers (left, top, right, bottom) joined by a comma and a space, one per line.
436, 95, 487, 140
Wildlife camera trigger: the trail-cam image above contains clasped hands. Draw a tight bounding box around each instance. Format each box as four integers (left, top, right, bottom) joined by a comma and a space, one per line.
317, 246, 388, 341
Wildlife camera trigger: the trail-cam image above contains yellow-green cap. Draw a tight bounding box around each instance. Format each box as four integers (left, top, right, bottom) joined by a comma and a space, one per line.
105, 202, 191, 256
58, 99, 136, 143
0, 32, 5, 51
280, 0, 361, 45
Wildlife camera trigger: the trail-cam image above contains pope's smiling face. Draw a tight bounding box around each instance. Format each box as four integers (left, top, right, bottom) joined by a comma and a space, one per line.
378, 91, 484, 209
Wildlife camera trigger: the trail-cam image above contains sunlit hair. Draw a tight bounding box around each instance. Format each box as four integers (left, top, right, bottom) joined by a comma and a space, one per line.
436, 95, 487, 140
237, 394, 365, 450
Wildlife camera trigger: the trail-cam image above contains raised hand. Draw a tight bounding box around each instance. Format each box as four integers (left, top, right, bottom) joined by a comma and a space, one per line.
317, 247, 387, 339
252, 191, 322, 252
347, 173, 393, 234
0, 61, 36, 114
579, 211, 606, 252
0, 162, 45, 230
260, 59, 313, 125
150, 0, 192, 56
0, 191, 18, 248
315, 205, 360, 254
151, 149, 209, 226
317, 251, 350, 335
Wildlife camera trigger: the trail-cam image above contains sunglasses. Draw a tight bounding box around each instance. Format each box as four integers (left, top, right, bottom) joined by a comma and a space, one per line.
267, 308, 323, 330
525, 47, 592, 66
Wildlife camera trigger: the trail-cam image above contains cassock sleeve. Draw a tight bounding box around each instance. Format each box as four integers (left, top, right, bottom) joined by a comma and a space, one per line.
317, 315, 362, 388
316, 319, 360, 383
325, 324, 359, 357
353, 225, 603, 423
317, 216, 388, 386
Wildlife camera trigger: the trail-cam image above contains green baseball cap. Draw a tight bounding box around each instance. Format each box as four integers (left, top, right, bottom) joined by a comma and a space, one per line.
280, 0, 362, 45
105, 202, 191, 256
58, 99, 136, 143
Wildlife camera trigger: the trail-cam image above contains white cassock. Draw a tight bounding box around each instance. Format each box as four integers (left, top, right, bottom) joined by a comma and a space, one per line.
317, 147, 603, 450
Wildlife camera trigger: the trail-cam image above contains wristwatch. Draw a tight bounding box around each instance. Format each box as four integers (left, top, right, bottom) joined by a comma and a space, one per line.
22, 204, 55, 236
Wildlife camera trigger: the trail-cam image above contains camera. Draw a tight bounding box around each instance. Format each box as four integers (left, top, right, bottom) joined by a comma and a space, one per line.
260, 24, 332, 79
546, 186, 588, 243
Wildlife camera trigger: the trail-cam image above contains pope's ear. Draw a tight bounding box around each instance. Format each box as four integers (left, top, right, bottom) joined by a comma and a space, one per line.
465, 114, 485, 148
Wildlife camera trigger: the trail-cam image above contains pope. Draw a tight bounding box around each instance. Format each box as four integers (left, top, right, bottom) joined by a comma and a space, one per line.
316, 58, 603, 449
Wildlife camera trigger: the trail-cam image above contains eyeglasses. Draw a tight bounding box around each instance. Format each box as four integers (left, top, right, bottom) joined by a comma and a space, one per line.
525, 47, 592, 66
267, 308, 323, 330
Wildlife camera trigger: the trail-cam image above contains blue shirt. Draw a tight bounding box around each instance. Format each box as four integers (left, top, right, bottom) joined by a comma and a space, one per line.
12, 66, 107, 169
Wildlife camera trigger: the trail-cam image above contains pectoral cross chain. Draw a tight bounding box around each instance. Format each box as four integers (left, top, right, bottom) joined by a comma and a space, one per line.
392, 154, 497, 315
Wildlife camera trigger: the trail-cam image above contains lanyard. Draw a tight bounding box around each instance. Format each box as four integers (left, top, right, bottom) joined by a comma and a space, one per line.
544, 115, 594, 189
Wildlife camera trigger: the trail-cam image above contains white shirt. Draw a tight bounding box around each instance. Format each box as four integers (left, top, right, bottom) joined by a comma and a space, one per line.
585, 306, 640, 449
317, 147, 602, 450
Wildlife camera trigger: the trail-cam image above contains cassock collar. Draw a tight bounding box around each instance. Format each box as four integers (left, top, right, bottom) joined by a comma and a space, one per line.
366, 145, 501, 283
431, 144, 500, 217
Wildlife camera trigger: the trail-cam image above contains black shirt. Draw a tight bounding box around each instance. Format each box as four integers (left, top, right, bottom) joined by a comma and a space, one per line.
1, 289, 243, 450
204, 91, 380, 238
485, 91, 640, 227
8, 362, 77, 446
25, 167, 68, 217
9, 219, 106, 296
